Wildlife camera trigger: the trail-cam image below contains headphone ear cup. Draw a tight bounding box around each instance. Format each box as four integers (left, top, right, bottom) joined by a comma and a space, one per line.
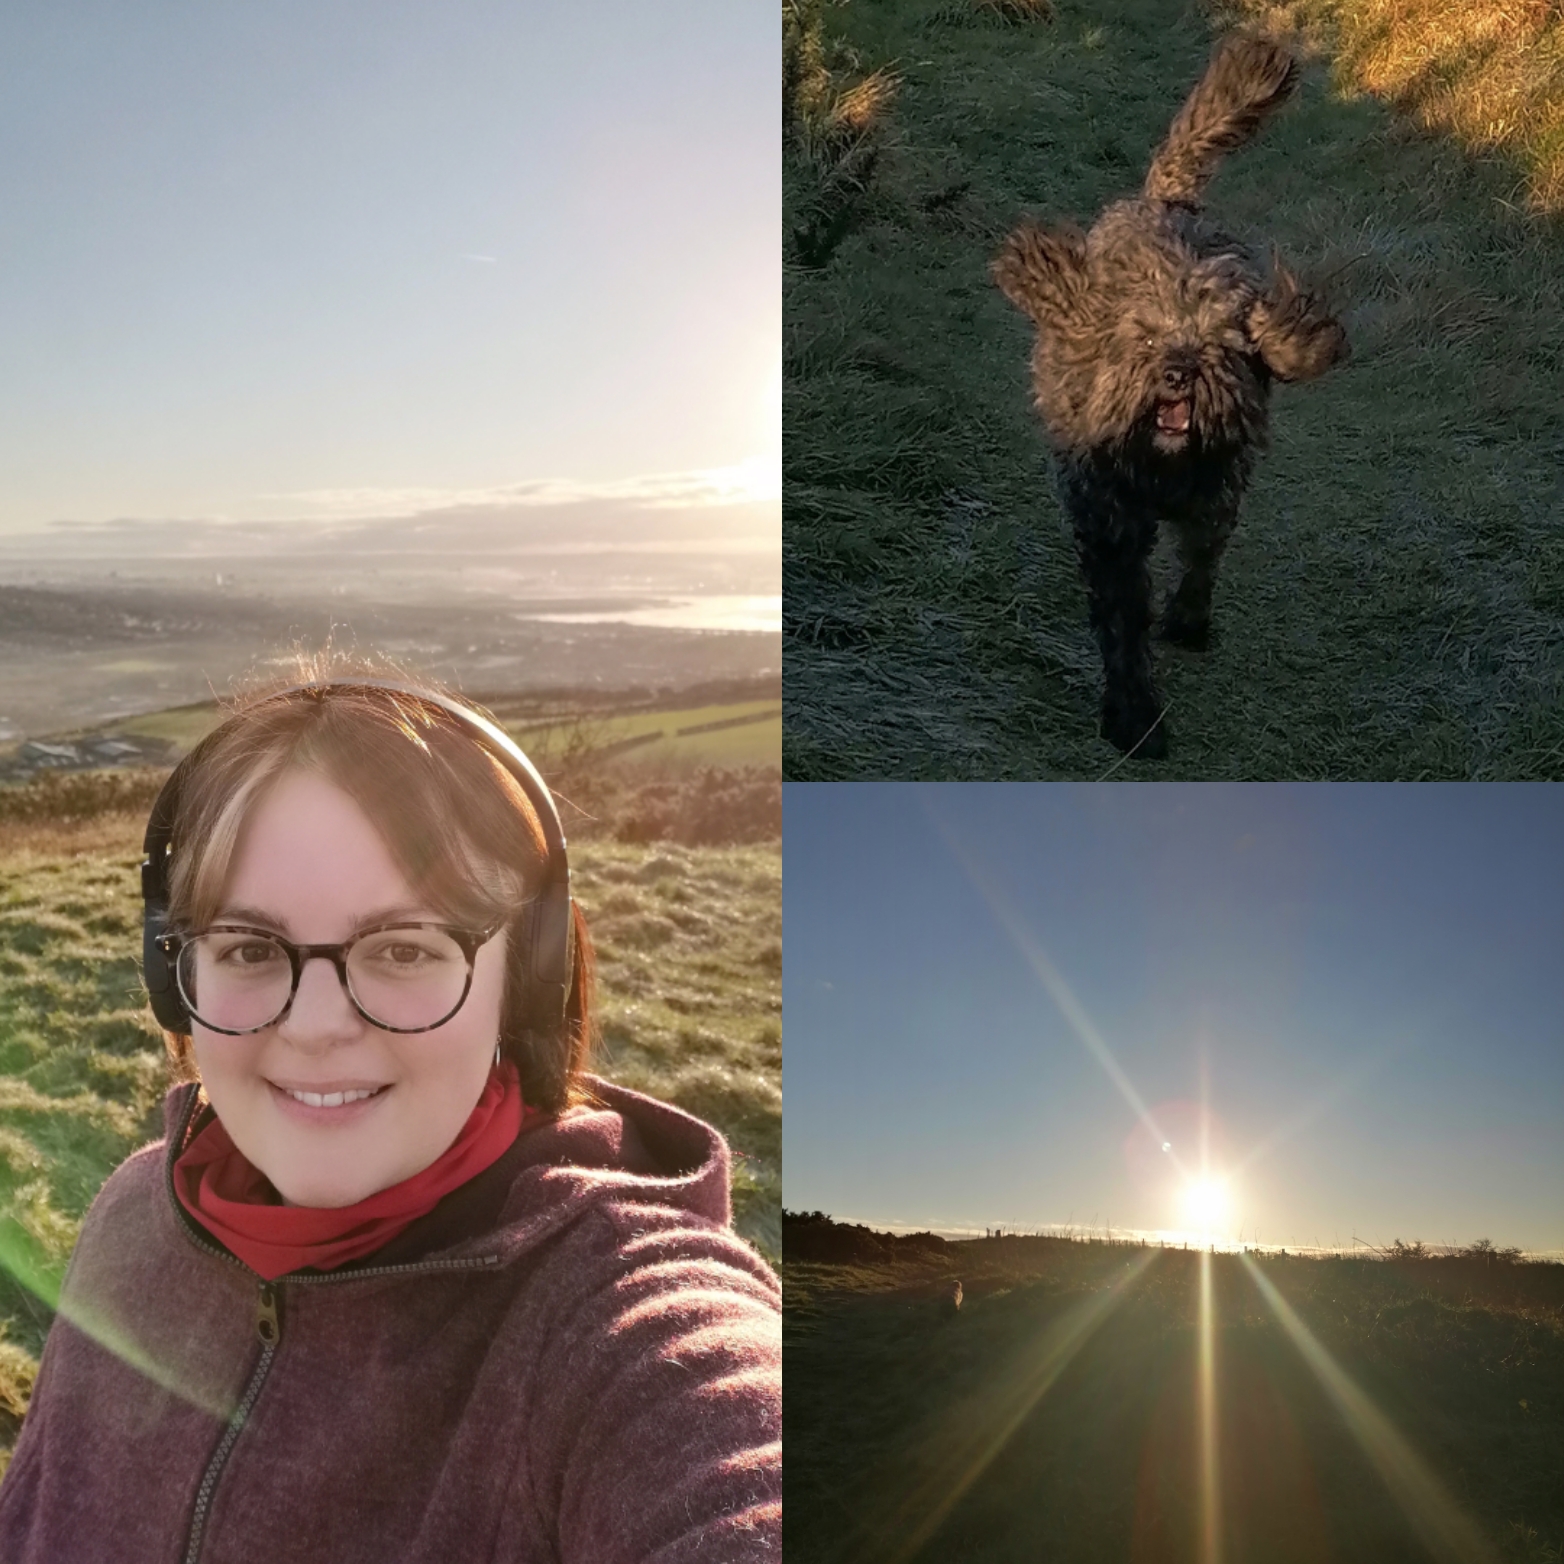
142, 907, 190, 1033
504, 893, 571, 1043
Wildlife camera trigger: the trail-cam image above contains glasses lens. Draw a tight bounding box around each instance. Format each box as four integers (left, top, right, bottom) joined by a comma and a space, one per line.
346, 926, 472, 1030
179, 931, 293, 1032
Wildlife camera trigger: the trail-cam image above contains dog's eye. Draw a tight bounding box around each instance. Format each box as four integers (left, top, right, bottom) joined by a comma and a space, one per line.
1144, 336, 1155, 349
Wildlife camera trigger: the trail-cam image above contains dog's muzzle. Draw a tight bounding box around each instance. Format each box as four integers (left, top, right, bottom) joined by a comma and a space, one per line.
1155, 357, 1197, 438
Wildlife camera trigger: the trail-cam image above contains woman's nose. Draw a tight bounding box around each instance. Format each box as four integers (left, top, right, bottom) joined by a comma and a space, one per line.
278, 955, 361, 1044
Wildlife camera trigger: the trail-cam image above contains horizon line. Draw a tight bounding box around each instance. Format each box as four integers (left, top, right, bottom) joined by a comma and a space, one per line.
798, 1213, 1564, 1263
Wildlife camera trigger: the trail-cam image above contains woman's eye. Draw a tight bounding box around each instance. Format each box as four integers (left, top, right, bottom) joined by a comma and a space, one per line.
218, 940, 281, 967
361, 936, 448, 969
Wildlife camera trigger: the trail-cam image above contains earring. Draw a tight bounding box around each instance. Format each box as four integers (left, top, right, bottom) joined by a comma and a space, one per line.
494, 1040, 502, 1070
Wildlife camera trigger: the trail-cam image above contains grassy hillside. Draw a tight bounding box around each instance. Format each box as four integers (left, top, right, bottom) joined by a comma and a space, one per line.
0, 807, 779, 1473
783, 0, 1564, 778
785, 1221, 1564, 1562
1234, 0, 1564, 214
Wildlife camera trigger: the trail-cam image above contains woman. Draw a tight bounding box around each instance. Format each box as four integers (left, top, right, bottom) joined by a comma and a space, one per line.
0, 674, 781, 1563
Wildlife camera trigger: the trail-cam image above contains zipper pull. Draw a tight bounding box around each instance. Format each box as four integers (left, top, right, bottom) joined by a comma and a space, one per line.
256, 1282, 281, 1347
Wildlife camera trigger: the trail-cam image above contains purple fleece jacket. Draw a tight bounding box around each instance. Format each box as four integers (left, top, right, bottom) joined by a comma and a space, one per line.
0, 1076, 780, 1562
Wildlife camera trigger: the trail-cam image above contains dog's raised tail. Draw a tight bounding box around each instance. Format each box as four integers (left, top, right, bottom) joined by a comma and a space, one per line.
1143, 36, 1298, 206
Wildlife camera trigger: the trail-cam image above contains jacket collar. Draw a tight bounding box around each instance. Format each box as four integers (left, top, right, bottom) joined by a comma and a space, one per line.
161, 1074, 733, 1278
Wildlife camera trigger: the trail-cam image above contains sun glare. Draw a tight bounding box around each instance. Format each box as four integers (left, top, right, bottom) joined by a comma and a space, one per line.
1182, 1177, 1231, 1232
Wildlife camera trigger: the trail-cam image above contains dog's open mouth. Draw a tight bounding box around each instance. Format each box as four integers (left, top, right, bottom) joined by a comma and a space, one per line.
1156, 399, 1191, 436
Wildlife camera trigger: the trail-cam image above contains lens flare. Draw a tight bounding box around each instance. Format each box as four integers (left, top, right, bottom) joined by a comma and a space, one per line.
0, 1216, 234, 1421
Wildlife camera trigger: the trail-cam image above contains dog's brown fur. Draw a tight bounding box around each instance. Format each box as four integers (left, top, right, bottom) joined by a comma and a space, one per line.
993, 36, 1348, 758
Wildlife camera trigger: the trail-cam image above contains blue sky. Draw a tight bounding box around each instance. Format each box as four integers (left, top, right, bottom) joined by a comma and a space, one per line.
784, 784, 1564, 1255
0, 0, 777, 534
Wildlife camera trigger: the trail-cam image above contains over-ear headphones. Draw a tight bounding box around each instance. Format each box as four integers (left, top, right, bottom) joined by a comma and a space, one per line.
140, 679, 574, 1043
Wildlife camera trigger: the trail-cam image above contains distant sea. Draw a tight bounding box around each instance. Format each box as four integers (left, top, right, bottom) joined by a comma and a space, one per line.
528, 594, 780, 633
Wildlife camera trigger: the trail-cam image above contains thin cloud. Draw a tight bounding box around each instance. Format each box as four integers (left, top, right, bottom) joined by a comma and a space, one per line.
459, 253, 500, 263
0, 457, 780, 542
260, 458, 779, 521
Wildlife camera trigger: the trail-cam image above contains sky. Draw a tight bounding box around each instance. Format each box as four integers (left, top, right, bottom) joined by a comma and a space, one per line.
784, 784, 1564, 1256
0, 0, 778, 536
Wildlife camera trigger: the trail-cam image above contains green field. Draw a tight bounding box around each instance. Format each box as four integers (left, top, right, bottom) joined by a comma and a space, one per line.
784, 0, 1564, 778
112, 693, 781, 770
503, 699, 782, 769
0, 812, 779, 1471
785, 1224, 1564, 1562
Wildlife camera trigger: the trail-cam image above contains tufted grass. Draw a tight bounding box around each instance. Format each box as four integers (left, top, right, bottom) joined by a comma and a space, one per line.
0, 814, 779, 1473
1222, 0, 1564, 215
783, 0, 1564, 779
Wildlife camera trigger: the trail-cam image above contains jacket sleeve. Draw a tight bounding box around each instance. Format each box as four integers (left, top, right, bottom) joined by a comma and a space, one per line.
526, 1208, 781, 1563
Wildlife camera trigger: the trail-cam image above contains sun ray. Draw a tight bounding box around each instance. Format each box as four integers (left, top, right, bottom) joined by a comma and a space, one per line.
1239, 1254, 1500, 1564
923, 802, 1190, 1182
870, 1248, 1159, 1564
1198, 1249, 1222, 1564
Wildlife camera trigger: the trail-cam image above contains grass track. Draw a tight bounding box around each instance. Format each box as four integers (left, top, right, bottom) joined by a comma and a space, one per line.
783, 0, 1564, 778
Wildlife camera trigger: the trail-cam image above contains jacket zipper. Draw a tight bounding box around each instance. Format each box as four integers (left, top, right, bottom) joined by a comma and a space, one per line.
182, 1284, 280, 1564
165, 1088, 503, 1563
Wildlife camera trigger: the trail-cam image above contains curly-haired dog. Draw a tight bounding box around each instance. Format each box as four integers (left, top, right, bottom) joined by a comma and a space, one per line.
993, 36, 1348, 758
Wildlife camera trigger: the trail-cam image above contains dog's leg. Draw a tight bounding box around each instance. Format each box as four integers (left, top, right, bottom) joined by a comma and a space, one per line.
1059, 468, 1166, 759
1162, 492, 1241, 651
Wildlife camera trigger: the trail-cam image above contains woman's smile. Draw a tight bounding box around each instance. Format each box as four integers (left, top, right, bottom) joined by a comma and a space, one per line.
266, 1079, 392, 1123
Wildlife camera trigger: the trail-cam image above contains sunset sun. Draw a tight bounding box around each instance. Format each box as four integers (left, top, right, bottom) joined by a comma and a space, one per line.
1182, 1177, 1232, 1232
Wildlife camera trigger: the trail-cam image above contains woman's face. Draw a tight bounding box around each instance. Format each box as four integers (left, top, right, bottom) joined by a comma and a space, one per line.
189, 767, 507, 1208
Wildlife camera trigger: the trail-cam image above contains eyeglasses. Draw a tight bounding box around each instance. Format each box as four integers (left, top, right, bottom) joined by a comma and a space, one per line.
158, 920, 504, 1035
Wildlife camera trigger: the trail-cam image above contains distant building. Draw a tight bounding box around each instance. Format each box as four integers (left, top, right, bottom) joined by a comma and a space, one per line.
83, 738, 144, 764
20, 742, 80, 767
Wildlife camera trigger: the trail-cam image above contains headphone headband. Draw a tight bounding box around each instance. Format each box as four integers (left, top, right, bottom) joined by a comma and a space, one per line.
140, 679, 574, 1035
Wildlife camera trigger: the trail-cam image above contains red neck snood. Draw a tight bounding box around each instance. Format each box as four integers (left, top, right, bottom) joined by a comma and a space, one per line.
172, 1063, 530, 1281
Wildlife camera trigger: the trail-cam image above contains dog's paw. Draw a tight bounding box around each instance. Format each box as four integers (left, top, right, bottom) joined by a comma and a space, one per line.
1101, 695, 1170, 760
1250, 255, 1349, 383
1158, 603, 1212, 651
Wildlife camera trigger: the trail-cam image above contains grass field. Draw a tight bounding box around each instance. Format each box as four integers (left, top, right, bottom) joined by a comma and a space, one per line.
0, 811, 779, 1472
785, 1222, 1564, 1562
115, 689, 781, 771
783, 0, 1564, 778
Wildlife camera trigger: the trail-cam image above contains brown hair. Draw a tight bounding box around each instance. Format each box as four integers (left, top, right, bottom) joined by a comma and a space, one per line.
159, 663, 594, 1114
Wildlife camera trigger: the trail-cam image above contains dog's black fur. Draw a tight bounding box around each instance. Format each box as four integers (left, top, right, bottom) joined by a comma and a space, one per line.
993, 36, 1348, 758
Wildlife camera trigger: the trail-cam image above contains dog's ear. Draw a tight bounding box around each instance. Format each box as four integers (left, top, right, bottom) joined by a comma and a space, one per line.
992, 221, 1088, 326
1248, 250, 1350, 382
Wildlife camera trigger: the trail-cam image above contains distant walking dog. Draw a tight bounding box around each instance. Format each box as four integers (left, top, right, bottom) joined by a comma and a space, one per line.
993, 35, 1348, 758
941, 1279, 963, 1319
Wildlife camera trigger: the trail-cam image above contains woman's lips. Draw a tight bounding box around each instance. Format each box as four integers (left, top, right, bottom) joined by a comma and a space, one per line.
267, 1080, 390, 1124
